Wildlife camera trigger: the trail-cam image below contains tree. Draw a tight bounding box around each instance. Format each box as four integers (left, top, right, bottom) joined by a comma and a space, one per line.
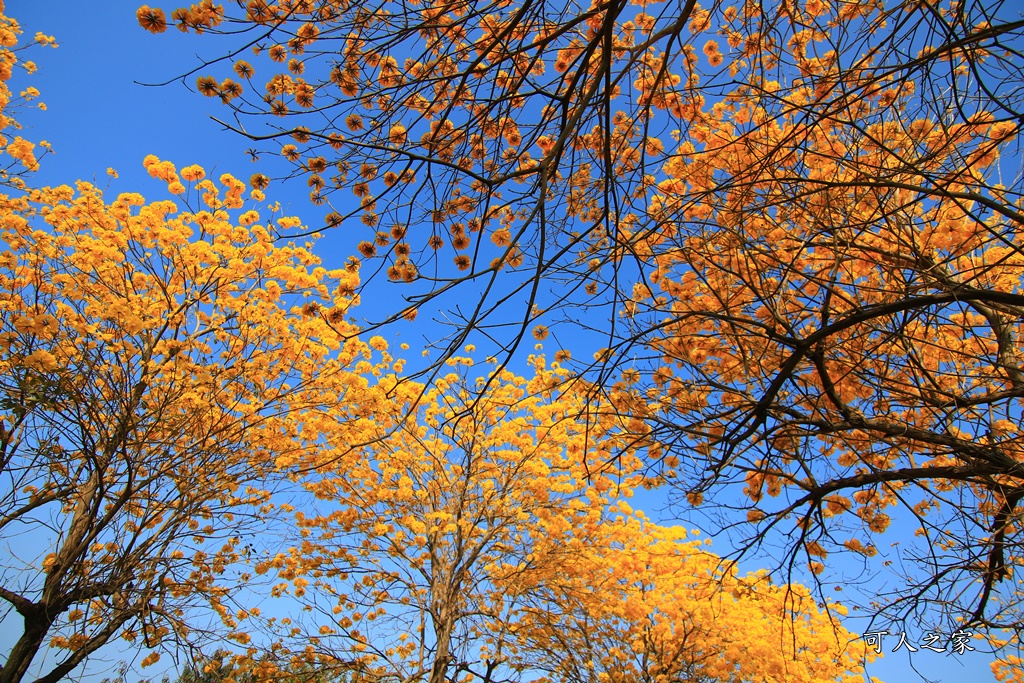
144, 0, 1024, 661
0, 3, 55, 187
513, 517, 873, 683
0, 155, 387, 683
249, 356, 648, 683
167, 648, 350, 683
235, 356, 872, 683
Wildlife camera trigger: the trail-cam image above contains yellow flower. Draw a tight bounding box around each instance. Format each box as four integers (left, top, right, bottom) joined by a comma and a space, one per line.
6, 137, 38, 170
346, 114, 364, 131
140, 651, 161, 667
196, 76, 219, 97
180, 164, 205, 182
491, 228, 511, 246
389, 123, 407, 145
41, 553, 58, 570
233, 60, 254, 78
220, 78, 243, 100
136, 6, 168, 33
23, 349, 58, 372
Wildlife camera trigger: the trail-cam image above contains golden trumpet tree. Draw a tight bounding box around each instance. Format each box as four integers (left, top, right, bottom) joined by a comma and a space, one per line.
144, 0, 1024, 655
0, 1, 55, 185
249, 356, 871, 683
0, 156, 386, 683
513, 518, 874, 683
253, 355, 647, 683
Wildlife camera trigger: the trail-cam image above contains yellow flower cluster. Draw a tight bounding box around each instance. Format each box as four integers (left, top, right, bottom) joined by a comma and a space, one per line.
0, 6, 55, 182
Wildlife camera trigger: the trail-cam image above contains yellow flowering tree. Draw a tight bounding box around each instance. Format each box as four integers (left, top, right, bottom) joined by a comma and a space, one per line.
0, 157, 387, 683
514, 518, 874, 683
0, 1, 55, 185
245, 354, 871, 683
141, 0, 1024, 668
246, 355, 641, 682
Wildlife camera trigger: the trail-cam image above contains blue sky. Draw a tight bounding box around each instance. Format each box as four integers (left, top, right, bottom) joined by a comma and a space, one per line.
0, 2, 1013, 682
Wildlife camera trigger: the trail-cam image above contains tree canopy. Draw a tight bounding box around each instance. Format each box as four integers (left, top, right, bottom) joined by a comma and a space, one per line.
0, 3, 879, 681
4, 0, 1024, 678
0, 7, 55, 186
0, 153, 395, 683
171, 362, 875, 683
140, 0, 1024, 660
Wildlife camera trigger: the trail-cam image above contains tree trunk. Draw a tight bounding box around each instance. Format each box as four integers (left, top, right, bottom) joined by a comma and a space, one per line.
0, 600, 51, 683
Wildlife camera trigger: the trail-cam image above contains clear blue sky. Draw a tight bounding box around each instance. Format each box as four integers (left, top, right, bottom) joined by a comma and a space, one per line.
1, 2, 1010, 682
